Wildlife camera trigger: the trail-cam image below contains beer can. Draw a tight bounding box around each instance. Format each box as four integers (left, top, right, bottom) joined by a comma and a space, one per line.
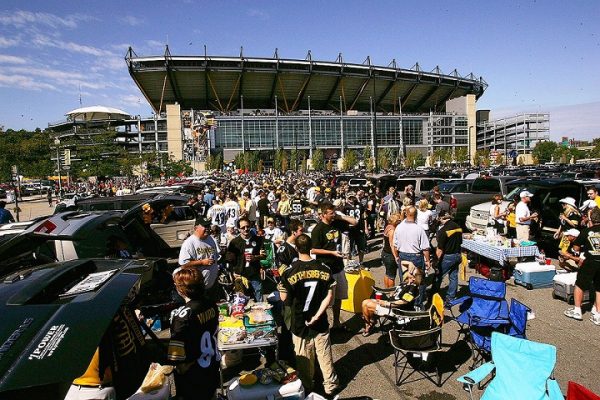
375, 291, 383, 300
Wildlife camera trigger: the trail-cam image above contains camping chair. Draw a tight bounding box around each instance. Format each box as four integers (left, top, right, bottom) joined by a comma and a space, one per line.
388, 294, 445, 387
457, 332, 564, 400
567, 381, 600, 400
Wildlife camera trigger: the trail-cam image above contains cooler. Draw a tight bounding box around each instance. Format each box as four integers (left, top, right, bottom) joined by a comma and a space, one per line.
227, 377, 304, 400
552, 272, 592, 304
513, 262, 556, 289
341, 269, 375, 313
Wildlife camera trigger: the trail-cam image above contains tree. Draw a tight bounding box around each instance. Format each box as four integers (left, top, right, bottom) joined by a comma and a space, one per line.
326, 159, 334, 171
342, 149, 358, 171
311, 148, 324, 170
495, 153, 504, 166
377, 147, 394, 170
455, 147, 469, 165
290, 149, 298, 171
404, 150, 425, 168
532, 141, 558, 164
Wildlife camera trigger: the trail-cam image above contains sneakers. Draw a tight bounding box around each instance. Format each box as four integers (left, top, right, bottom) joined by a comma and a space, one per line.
564, 307, 583, 321
591, 313, 600, 326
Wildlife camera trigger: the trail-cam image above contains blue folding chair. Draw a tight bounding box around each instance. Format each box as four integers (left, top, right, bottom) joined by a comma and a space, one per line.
447, 277, 510, 367
458, 332, 563, 400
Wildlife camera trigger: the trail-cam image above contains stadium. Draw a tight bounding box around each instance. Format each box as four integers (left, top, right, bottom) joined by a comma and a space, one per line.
124, 46, 487, 168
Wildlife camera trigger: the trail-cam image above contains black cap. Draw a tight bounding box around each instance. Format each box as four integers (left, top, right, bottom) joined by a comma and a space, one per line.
195, 216, 212, 228
438, 211, 452, 220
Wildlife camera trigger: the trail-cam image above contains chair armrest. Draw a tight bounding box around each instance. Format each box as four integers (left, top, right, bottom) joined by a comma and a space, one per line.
457, 361, 496, 386
470, 316, 510, 327
372, 286, 396, 294
447, 295, 469, 308
546, 377, 563, 400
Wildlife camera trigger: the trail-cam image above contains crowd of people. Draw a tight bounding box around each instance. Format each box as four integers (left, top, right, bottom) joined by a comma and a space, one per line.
167, 174, 470, 398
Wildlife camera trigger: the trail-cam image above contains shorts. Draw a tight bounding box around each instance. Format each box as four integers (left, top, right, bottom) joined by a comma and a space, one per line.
332, 271, 348, 300
381, 250, 398, 280
575, 261, 600, 292
375, 304, 393, 317
350, 231, 367, 253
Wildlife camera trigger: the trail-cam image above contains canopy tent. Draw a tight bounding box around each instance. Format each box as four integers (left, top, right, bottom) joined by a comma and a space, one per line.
65, 106, 131, 122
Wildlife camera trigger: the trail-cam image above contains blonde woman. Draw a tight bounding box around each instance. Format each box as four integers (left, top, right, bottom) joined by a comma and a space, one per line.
277, 191, 291, 229
382, 213, 403, 288
553, 197, 581, 239
416, 199, 433, 234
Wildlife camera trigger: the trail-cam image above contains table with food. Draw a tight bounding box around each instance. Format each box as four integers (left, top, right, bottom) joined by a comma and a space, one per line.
216, 294, 305, 399
461, 231, 541, 280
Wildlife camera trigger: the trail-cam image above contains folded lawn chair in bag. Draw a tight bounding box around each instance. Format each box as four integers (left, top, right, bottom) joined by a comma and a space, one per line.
567, 381, 600, 400
457, 332, 563, 400
388, 294, 445, 387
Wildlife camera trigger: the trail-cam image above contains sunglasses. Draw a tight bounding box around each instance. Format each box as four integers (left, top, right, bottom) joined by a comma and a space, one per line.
240, 226, 250, 230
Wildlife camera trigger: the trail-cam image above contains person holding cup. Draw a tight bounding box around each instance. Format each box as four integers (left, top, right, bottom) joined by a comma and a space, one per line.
178, 216, 220, 301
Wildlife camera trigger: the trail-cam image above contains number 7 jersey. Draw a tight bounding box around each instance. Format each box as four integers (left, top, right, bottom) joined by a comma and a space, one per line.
278, 259, 336, 337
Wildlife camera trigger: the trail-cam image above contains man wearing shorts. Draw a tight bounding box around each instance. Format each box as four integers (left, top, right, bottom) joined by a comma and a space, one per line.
311, 202, 357, 330
564, 207, 600, 325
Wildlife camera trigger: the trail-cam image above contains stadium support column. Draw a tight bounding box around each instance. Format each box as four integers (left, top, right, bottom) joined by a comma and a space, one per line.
370, 96, 376, 165
308, 96, 313, 158
241, 95, 245, 153
340, 96, 345, 158
166, 103, 183, 161
275, 95, 279, 149
398, 96, 404, 163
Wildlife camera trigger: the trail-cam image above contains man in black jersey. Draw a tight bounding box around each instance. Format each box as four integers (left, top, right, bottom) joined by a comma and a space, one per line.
167, 268, 220, 399
289, 192, 306, 218
345, 195, 368, 264
311, 202, 357, 330
276, 218, 303, 270
278, 234, 339, 395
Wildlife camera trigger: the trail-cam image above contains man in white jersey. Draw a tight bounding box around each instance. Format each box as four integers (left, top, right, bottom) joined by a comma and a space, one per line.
223, 192, 241, 228
207, 198, 227, 232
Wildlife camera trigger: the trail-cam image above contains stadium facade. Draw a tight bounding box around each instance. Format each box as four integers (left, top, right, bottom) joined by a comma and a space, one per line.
123, 47, 486, 169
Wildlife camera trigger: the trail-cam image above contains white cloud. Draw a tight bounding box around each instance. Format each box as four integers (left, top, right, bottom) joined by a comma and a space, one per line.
146, 40, 166, 49
0, 54, 27, 64
120, 94, 144, 108
32, 34, 112, 57
247, 9, 269, 20
0, 10, 91, 29
120, 16, 144, 26
0, 36, 20, 48
91, 56, 126, 73
0, 73, 56, 90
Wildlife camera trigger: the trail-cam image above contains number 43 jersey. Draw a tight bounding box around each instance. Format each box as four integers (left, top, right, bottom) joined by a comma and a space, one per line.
278, 259, 336, 338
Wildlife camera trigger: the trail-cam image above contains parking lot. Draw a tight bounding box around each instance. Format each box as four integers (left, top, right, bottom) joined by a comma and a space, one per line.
9, 197, 600, 399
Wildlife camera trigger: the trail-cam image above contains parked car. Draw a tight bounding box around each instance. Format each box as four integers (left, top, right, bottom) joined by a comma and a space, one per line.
0, 211, 178, 276
396, 176, 445, 197
465, 179, 600, 255
0, 258, 166, 399
449, 176, 517, 224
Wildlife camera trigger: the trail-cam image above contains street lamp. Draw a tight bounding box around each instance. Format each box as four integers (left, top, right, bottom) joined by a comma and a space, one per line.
54, 138, 62, 198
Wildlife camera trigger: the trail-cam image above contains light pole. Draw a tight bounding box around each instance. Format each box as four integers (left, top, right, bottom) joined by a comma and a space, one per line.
54, 138, 62, 198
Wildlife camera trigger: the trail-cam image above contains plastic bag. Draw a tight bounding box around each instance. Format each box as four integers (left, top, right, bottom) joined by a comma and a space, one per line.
140, 363, 173, 393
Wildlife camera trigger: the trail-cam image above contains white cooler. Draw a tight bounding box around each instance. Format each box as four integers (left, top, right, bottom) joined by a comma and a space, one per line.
227, 378, 304, 400
513, 262, 556, 289
552, 272, 592, 304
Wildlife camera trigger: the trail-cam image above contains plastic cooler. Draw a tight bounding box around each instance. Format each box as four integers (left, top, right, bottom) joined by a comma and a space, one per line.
227, 377, 304, 400
552, 272, 592, 305
341, 269, 375, 313
513, 261, 556, 289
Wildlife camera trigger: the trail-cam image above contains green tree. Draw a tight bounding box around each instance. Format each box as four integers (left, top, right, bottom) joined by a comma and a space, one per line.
404, 150, 425, 168
342, 149, 358, 171
495, 153, 504, 166
532, 141, 558, 164
377, 147, 394, 170
311, 148, 324, 170
455, 147, 469, 165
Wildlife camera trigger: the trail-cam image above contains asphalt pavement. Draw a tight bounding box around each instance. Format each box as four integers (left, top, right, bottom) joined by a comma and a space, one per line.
11, 198, 600, 399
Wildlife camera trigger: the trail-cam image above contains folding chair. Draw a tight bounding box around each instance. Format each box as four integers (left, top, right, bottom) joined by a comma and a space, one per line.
567, 381, 600, 400
388, 294, 444, 387
458, 332, 564, 400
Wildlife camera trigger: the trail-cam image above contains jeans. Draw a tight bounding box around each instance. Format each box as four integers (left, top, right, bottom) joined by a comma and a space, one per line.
250, 279, 263, 301
435, 252, 461, 302
398, 252, 425, 307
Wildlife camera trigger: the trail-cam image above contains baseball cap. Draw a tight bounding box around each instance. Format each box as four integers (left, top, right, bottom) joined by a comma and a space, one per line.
580, 199, 597, 211
520, 190, 534, 198
194, 216, 212, 228
438, 210, 452, 220
559, 197, 577, 208
564, 228, 580, 237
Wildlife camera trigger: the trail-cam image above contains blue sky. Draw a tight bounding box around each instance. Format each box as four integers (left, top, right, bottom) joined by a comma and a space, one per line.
0, 0, 599, 140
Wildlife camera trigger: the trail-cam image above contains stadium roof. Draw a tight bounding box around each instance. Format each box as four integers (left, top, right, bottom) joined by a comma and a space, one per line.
126, 46, 487, 114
